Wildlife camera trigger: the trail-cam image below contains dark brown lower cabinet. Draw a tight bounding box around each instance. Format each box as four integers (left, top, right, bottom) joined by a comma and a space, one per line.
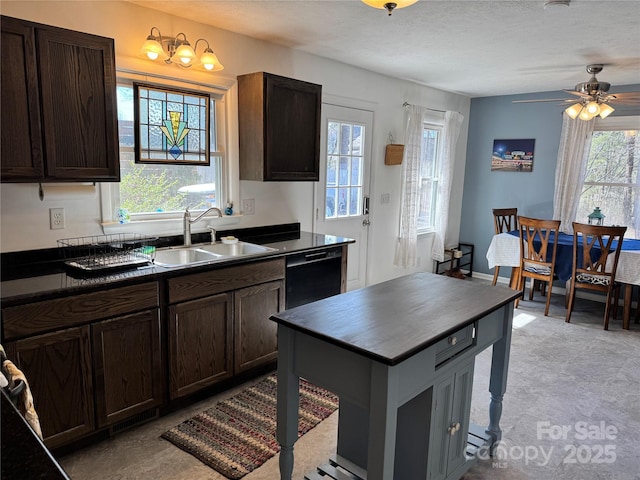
92, 309, 163, 428
168, 293, 233, 400
234, 280, 284, 374
2, 282, 160, 449
6, 327, 95, 449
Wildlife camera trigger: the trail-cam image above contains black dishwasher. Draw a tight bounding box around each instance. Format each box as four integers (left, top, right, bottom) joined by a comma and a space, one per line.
285, 246, 343, 309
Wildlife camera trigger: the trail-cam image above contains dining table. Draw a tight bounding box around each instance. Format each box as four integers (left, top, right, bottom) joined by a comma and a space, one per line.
486, 230, 640, 329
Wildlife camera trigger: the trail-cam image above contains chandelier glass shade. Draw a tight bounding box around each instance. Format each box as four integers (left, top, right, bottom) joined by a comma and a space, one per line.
565, 100, 615, 121
361, 0, 419, 15
139, 27, 224, 72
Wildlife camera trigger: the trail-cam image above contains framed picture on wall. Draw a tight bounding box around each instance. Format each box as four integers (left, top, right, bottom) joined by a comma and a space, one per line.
491, 139, 535, 172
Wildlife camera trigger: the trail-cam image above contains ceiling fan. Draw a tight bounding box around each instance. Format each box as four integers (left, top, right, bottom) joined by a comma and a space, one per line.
513, 64, 640, 120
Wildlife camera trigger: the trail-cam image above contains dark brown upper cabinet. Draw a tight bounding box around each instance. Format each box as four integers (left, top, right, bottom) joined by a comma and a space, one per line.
238, 72, 321, 181
1, 16, 119, 183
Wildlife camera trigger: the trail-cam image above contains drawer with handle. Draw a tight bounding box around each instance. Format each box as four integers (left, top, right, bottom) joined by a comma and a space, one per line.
435, 322, 475, 366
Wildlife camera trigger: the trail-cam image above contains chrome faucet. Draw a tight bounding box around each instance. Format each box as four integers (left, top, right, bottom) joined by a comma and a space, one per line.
183, 207, 223, 246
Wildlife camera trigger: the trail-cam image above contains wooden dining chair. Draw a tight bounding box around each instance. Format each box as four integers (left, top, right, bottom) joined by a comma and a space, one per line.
515, 216, 561, 316
492, 208, 518, 286
565, 223, 627, 330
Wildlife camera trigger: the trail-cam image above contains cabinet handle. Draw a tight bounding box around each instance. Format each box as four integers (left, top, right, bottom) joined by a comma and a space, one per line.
448, 422, 461, 436
448, 336, 458, 346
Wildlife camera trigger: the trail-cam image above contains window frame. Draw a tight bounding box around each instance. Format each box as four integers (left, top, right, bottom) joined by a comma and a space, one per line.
578, 115, 640, 236
100, 71, 237, 236
417, 120, 444, 235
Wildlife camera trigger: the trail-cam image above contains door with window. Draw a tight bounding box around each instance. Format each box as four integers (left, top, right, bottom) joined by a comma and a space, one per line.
314, 104, 373, 291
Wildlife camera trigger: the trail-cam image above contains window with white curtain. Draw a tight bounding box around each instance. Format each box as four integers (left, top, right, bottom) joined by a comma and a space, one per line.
577, 116, 640, 238
417, 122, 442, 233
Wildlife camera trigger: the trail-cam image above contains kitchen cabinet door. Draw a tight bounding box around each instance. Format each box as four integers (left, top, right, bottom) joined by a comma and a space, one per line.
238, 72, 321, 181
429, 360, 475, 480
0, 16, 44, 180
92, 309, 163, 428
5, 326, 95, 449
233, 280, 284, 373
37, 25, 119, 181
168, 293, 233, 399
0, 15, 119, 183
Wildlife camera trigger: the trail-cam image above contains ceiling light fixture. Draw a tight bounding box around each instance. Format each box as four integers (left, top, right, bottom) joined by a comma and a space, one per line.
564, 98, 615, 121
544, 0, 570, 9
361, 0, 419, 16
140, 27, 224, 72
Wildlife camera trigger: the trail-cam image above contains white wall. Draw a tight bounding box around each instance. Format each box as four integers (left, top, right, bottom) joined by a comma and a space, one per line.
0, 1, 470, 286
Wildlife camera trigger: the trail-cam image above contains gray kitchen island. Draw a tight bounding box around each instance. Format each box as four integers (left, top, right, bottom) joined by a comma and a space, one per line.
270, 272, 520, 480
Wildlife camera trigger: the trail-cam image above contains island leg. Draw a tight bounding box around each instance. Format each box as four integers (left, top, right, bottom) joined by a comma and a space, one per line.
366, 363, 399, 480
276, 326, 300, 480
486, 305, 514, 451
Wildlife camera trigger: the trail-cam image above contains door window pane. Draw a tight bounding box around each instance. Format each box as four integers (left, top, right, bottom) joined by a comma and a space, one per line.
325, 121, 366, 219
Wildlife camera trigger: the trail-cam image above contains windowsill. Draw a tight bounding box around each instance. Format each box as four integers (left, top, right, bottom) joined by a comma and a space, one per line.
417, 229, 435, 236
101, 214, 242, 236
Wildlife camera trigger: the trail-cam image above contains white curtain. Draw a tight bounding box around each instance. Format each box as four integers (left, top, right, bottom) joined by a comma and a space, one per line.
552, 112, 595, 233
394, 105, 426, 268
394, 107, 464, 267
431, 111, 464, 262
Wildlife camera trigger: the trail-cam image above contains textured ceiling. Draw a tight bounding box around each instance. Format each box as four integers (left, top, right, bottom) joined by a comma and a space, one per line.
128, 0, 640, 98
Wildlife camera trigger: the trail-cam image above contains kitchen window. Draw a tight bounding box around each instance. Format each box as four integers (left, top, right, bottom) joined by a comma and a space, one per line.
577, 116, 640, 238
417, 123, 442, 233
100, 74, 229, 234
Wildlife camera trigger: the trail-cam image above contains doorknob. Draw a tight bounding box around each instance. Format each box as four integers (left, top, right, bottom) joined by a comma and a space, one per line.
363, 217, 370, 227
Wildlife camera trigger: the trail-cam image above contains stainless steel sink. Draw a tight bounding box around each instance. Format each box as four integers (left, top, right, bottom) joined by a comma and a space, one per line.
196, 242, 277, 257
153, 241, 277, 267
153, 247, 224, 267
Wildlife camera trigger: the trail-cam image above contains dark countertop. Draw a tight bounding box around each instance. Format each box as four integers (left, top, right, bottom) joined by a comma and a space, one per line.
271, 272, 520, 366
0, 226, 354, 305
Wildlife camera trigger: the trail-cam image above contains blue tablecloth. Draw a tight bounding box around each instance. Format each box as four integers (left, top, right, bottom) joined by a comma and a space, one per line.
508, 231, 640, 282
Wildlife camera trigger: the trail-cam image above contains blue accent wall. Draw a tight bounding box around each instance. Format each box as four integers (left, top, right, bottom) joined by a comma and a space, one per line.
460, 85, 640, 278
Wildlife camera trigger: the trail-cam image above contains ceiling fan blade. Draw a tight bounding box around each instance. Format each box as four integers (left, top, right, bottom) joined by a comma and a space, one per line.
563, 90, 590, 98
607, 92, 640, 99
512, 98, 574, 104
608, 98, 640, 106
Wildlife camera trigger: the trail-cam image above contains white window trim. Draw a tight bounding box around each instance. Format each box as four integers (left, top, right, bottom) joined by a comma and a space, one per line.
417, 118, 444, 236
100, 70, 240, 237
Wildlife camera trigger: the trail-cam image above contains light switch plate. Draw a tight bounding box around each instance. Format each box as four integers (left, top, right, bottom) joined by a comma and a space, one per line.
242, 198, 255, 215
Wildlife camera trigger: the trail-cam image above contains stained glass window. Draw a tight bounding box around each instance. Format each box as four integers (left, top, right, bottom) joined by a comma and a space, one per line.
134, 83, 210, 165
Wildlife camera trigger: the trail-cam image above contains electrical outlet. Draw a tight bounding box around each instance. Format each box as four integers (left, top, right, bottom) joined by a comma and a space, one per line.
381, 193, 390, 204
50, 208, 65, 230
242, 198, 255, 215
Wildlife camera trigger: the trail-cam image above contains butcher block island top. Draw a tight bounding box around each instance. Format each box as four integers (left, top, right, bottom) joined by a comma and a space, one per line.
270, 272, 520, 365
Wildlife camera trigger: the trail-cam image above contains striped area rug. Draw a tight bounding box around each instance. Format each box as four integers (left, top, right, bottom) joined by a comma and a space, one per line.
161, 374, 339, 479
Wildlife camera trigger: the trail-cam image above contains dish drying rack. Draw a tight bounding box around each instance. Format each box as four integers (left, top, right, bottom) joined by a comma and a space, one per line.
58, 234, 157, 273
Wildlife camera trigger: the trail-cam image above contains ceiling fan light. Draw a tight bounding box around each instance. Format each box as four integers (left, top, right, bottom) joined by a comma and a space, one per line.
579, 108, 595, 121
565, 103, 582, 119
598, 103, 615, 119
585, 101, 600, 116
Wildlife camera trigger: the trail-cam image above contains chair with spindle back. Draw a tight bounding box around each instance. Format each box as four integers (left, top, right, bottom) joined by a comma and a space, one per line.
492, 208, 518, 286
565, 223, 627, 330
515, 216, 561, 316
